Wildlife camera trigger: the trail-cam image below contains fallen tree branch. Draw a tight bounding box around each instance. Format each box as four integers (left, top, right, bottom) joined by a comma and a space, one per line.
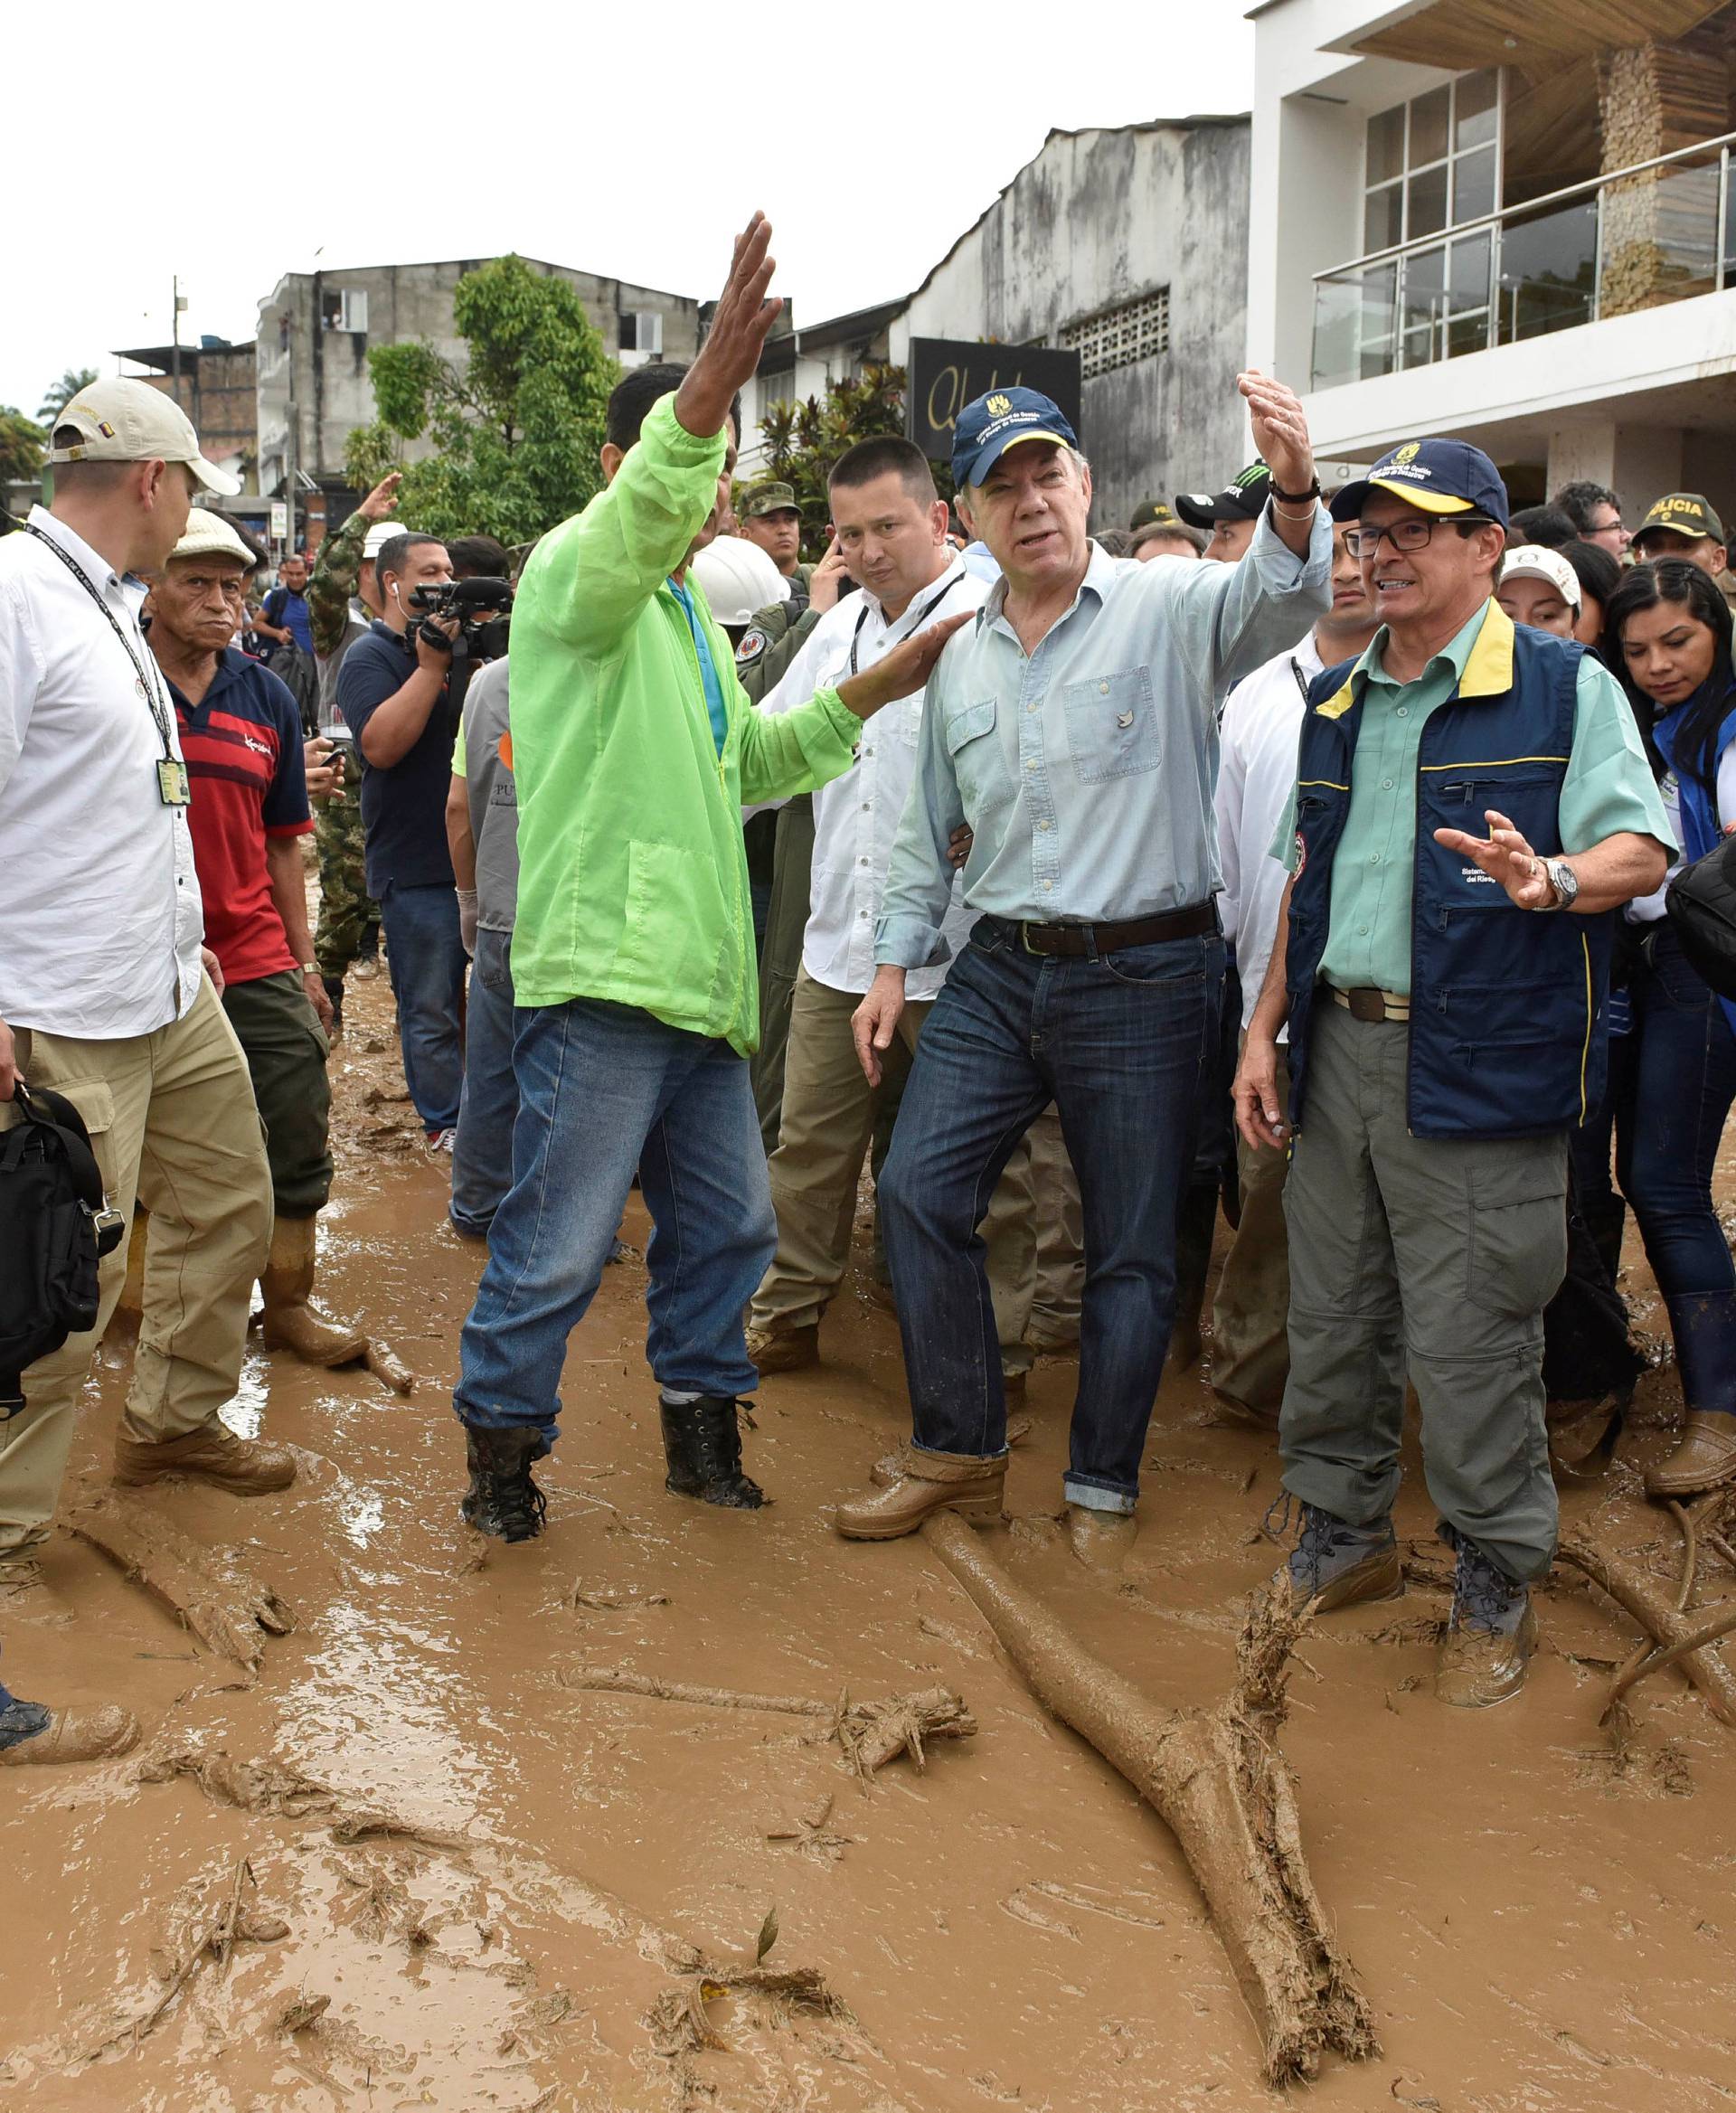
922, 1513, 1379, 2088
68, 1494, 293, 1671
556, 1666, 830, 1716
1557, 1529, 1736, 1727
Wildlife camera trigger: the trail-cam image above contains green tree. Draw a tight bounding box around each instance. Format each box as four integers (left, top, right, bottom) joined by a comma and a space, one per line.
0, 406, 46, 484
343, 255, 618, 544
37, 367, 98, 423
757, 363, 945, 561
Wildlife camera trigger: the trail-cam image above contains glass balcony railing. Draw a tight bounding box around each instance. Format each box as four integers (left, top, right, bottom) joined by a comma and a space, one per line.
1311, 132, 1736, 391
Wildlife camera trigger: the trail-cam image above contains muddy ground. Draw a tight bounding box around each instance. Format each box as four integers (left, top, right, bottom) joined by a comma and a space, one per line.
5, 956, 1736, 2113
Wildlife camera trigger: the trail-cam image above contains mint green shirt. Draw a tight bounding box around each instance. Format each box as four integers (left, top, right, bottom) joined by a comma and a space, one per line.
1273, 600, 1674, 996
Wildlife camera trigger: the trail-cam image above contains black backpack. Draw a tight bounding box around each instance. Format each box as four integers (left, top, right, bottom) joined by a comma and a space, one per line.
0, 1084, 125, 1416
1666, 834, 1736, 1001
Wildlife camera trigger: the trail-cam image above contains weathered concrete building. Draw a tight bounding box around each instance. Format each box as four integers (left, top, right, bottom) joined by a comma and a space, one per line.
741, 118, 1253, 533
254, 256, 702, 521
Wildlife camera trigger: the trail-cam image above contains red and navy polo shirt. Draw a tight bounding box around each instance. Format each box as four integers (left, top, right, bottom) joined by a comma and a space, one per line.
165, 649, 313, 988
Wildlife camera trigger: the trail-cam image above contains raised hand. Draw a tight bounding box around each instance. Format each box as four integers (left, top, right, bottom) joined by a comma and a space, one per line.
1432, 807, 1556, 909
358, 470, 403, 524
675, 213, 784, 441
1236, 371, 1315, 499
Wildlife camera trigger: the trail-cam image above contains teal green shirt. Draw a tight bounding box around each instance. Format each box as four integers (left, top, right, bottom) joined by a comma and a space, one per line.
1273, 600, 1674, 996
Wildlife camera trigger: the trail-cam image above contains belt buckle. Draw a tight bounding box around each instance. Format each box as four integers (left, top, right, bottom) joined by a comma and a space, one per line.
1020, 921, 1043, 957
1347, 987, 1384, 1023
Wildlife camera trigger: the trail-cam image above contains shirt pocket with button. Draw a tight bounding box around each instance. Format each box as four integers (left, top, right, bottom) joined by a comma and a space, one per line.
1061, 667, 1160, 783
943, 696, 1007, 807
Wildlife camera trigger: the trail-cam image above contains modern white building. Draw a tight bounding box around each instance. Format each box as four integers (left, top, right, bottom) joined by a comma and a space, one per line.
1248, 0, 1736, 509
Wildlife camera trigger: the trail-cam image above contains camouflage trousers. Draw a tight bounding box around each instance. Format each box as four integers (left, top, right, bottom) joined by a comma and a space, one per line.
313, 747, 378, 980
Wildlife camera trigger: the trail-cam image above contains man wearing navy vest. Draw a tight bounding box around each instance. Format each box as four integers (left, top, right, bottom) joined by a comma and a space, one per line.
1234, 440, 1672, 1707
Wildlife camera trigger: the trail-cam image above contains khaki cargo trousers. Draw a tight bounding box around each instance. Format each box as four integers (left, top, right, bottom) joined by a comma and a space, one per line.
0, 976, 271, 1556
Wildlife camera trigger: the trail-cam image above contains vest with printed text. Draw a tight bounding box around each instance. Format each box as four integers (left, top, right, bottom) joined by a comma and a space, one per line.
1285, 607, 1615, 1141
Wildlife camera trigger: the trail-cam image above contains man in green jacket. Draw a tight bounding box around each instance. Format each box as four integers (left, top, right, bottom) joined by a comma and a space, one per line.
451, 217, 964, 1542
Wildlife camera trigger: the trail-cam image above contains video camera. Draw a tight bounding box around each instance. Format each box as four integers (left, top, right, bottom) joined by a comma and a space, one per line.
407, 576, 514, 654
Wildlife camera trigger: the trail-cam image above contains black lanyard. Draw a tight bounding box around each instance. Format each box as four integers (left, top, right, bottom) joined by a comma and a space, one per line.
846, 570, 967, 678
27, 524, 177, 765
1288, 654, 1313, 706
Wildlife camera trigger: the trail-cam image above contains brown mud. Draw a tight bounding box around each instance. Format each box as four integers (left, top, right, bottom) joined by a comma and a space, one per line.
5, 961, 1736, 2110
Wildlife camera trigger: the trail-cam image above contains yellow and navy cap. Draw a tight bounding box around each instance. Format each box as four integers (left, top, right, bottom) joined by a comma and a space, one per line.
952, 388, 1079, 490
1328, 439, 1509, 529
1633, 492, 1726, 548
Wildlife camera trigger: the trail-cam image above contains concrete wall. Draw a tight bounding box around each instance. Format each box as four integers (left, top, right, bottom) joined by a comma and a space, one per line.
892, 120, 1252, 531
255, 258, 701, 492
137, 346, 259, 491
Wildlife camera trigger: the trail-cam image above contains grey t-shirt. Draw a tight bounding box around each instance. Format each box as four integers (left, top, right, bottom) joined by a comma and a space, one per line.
459, 657, 517, 932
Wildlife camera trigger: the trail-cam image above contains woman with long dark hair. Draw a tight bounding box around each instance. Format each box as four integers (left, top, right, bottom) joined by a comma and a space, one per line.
1580, 560, 1736, 1495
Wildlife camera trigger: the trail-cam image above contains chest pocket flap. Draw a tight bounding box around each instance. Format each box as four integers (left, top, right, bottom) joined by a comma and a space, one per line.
945, 697, 997, 754
1061, 667, 1159, 783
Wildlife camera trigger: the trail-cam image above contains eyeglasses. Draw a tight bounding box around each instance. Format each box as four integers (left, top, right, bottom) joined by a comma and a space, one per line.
1344, 514, 1494, 557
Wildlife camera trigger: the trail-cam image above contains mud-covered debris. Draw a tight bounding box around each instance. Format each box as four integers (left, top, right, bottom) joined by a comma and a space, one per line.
275, 1991, 331, 2033
328, 1808, 475, 1853
755, 1906, 779, 1964
68, 1493, 294, 1671
567, 1583, 672, 1611
558, 1665, 831, 1716
767, 1794, 854, 1863
647, 1961, 850, 2059
834, 1686, 977, 1778
137, 1741, 335, 1817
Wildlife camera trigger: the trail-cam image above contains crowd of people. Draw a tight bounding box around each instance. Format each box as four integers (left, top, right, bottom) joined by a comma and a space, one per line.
2, 210, 1732, 1766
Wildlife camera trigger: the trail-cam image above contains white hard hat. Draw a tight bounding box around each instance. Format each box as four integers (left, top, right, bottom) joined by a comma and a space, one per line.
691, 534, 789, 626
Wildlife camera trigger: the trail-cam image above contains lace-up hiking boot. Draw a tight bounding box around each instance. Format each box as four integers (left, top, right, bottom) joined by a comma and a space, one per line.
459, 1427, 548, 1542
114, 1421, 296, 1495
660, 1395, 765, 1509
1270, 1499, 1402, 1611
1436, 1533, 1535, 1708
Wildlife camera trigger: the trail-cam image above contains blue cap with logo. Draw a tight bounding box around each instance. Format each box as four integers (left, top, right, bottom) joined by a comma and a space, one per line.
952, 387, 1079, 492
1329, 439, 1509, 530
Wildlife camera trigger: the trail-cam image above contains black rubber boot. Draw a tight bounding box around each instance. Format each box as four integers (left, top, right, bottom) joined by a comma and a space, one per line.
459, 1426, 548, 1541
659, 1394, 766, 1509
322, 976, 345, 1035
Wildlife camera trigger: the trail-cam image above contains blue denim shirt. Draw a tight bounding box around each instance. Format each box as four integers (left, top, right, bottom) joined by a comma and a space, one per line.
874, 509, 1331, 968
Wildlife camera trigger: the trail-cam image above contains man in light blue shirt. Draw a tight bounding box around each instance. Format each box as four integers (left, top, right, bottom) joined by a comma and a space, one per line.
834, 380, 1331, 1559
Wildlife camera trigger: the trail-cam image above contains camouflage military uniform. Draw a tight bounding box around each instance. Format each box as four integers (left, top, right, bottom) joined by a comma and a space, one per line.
306, 511, 379, 983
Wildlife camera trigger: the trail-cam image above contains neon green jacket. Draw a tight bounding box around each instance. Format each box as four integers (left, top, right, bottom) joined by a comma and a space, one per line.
507, 396, 860, 1052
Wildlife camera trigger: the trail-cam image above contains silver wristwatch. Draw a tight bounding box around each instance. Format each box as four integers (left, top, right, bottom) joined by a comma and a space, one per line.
1536, 856, 1578, 911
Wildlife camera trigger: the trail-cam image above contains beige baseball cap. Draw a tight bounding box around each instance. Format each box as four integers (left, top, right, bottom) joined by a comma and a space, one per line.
1500, 544, 1580, 608
46, 377, 241, 496
168, 510, 259, 569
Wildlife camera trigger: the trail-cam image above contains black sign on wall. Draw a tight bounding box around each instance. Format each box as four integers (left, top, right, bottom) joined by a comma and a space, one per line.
906, 339, 1084, 464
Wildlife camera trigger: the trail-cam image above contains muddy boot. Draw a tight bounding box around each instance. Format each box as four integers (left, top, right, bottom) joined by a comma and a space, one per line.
0, 1700, 139, 1766
1435, 1528, 1536, 1708
1269, 1495, 1402, 1610
260, 1214, 370, 1370
322, 976, 345, 1038
660, 1395, 765, 1509
459, 1426, 548, 1542
872, 1416, 1032, 1489
114, 1422, 296, 1495
835, 1448, 1005, 1541
743, 1323, 819, 1376
1166, 1179, 1218, 1375
1646, 1292, 1736, 1499
1067, 1504, 1138, 1572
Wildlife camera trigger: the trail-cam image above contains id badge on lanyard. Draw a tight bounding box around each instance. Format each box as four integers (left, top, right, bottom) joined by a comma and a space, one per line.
156, 759, 192, 807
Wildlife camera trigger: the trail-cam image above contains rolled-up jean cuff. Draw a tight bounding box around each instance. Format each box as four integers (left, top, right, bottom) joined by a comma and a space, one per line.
1063, 1476, 1137, 1514
912, 1441, 1010, 1467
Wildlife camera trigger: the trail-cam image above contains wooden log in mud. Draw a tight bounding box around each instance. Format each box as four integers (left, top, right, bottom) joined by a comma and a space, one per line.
922, 1513, 1379, 2088
67, 1493, 294, 1671
1556, 1529, 1736, 1727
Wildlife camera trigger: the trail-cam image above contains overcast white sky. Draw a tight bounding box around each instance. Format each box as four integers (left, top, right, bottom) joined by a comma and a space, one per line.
4, 2, 1254, 418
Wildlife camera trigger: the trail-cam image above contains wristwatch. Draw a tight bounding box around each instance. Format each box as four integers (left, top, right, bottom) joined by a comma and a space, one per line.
1536, 857, 1578, 911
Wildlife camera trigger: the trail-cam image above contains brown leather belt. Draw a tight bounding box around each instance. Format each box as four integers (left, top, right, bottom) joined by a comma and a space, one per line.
1328, 984, 1411, 1023
1001, 901, 1221, 958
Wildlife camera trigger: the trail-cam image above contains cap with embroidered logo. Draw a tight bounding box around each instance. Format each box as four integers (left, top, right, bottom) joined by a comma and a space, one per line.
1329, 439, 1509, 530
46, 377, 241, 497
1499, 544, 1580, 609
1633, 492, 1726, 549
1175, 463, 1272, 529
951, 388, 1079, 492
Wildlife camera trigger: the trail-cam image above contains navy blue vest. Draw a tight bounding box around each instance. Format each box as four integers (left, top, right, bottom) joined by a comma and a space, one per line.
1285, 611, 1614, 1141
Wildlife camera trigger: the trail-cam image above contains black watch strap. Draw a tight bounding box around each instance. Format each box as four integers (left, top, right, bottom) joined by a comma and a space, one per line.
1269, 476, 1322, 505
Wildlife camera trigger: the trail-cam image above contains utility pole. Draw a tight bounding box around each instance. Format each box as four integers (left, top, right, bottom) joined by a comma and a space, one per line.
171, 275, 185, 405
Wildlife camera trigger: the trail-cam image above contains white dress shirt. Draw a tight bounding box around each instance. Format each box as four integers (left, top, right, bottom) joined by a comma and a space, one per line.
1215, 630, 1323, 1036
0, 506, 204, 1037
759, 553, 988, 999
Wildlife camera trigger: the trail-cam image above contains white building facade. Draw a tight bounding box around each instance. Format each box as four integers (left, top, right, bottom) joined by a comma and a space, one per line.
1248, 0, 1736, 508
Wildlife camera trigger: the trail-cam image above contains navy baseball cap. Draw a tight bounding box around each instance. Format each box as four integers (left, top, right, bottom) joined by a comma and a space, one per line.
1329, 439, 1509, 530
952, 387, 1079, 491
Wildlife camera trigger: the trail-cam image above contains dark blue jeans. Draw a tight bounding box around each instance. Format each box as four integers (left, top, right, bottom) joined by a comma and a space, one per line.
378, 881, 467, 1134
878, 917, 1222, 1513
450, 927, 516, 1236
1571, 924, 1736, 1299
452, 998, 775, 1442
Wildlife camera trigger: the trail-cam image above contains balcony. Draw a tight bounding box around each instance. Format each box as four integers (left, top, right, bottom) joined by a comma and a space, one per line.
1312, 131, 1736, 392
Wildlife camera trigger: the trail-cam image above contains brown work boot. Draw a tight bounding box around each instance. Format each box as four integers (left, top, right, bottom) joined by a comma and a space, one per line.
871, 1416, 1032, 1488
113, 1422, 297, 1495
835, 1448, 1005, 1541
260, 1213, 370, 1369
744, 1322, 819, 1375
1645, 1412, 1736, 1500
1067, 1504, 1139, 1572
0, 1702, 139, 1766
